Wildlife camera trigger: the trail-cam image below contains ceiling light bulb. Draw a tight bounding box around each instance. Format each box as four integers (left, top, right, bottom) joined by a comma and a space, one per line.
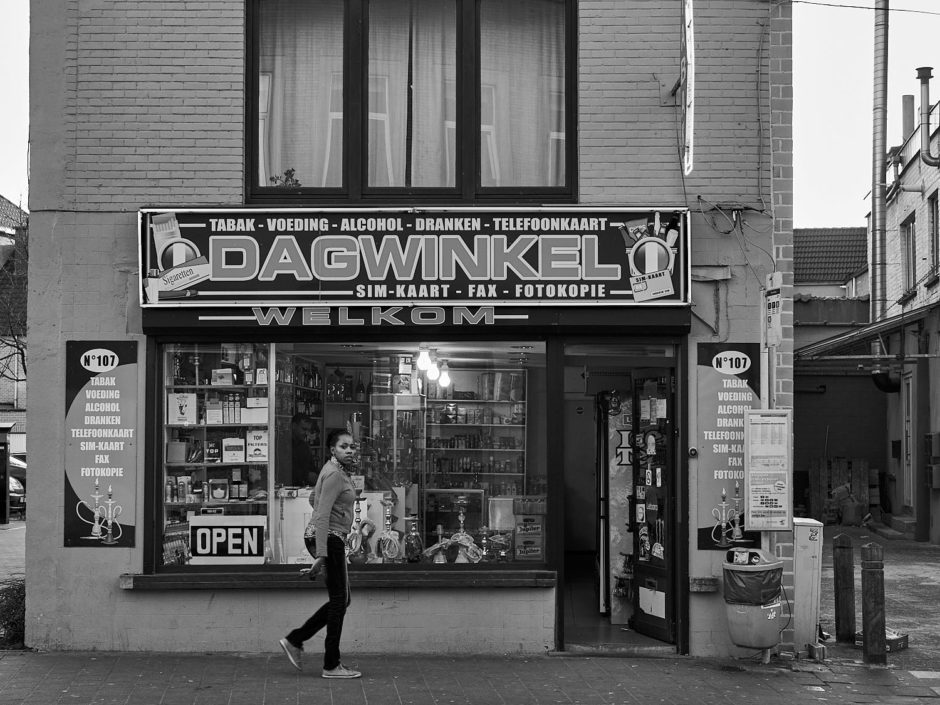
416, 346, 431, 370
427, 360, 440, 381
439, 361, 451, 388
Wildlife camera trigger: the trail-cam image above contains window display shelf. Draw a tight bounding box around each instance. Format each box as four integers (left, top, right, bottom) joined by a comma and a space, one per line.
167, 423, 269, 429
428, 423, 525, 428
165, 500, 268, 507
427, 399, 526, 404
166, 462, 268, 468
167, 384, 265, 391
428, 447, 524, 452
435, 471, 524, 476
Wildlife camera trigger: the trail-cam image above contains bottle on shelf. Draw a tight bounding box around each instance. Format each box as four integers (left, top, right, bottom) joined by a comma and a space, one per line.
355, 373, 366, 403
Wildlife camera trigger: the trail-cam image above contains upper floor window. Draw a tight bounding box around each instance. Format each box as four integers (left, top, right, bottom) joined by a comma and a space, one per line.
929, 191, 939, 273
250, 0, 573, 203
901, 215, 917, 292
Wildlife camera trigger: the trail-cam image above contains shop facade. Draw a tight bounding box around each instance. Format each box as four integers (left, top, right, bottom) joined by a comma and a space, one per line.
28, 1, 793, 656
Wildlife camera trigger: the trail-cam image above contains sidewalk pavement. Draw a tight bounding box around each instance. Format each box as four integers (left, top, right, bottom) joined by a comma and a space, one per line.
1, 650, 939, 704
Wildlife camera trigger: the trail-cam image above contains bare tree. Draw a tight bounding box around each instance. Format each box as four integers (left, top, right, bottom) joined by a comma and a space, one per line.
0, 214, 27, 384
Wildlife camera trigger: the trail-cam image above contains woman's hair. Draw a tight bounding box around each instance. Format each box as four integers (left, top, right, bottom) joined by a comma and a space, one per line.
326, 428, 351, 450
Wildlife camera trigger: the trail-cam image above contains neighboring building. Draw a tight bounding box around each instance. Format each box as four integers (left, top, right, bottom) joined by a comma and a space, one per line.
28, 1, 793, 657
791, 227, 885, 520
796, 87, 940, 543
0, 194, 27, 467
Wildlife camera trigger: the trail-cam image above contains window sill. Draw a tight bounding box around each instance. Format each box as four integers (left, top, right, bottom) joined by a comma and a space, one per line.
120, 569, 556, 591
925, 272, 940, 289
897, 289, 917, 305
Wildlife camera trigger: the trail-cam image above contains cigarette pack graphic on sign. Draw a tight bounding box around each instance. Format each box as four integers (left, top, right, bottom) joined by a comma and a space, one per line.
143, 213, 210, 302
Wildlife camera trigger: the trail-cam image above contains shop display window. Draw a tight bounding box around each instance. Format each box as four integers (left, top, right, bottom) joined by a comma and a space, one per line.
158, 341, 547, 569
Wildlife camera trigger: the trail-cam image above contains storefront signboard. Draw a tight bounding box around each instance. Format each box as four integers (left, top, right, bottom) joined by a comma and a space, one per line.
743, 409, 792, 531
64, 341, 138, 547
138, 208, 690, 315
695, 342, 762, 551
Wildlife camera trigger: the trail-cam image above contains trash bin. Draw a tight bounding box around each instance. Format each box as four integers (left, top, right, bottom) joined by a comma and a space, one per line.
723, 548, 783, 648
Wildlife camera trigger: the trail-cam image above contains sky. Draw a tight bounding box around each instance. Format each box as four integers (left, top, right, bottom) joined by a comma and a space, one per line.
1, 0, 939, 226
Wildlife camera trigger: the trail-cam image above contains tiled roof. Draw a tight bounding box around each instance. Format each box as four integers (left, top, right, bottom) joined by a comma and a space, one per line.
794, 227, 868, 284
0, 194, 27, 233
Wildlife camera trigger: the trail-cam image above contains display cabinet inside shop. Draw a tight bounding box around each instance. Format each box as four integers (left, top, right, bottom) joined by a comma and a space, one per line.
161, 343, 272, 566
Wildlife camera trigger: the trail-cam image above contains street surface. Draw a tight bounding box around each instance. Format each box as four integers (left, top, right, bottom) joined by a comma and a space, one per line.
2, 519, 940, 703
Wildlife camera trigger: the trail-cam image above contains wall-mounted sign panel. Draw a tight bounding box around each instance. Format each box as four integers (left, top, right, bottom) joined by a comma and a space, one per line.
695, 342, 762, 551
64, 340, 138, 547
138, 208, 690, 309
743, 409, 792, 532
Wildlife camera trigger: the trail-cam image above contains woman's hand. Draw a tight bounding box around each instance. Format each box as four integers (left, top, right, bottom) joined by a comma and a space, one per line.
308, 557, 326, 580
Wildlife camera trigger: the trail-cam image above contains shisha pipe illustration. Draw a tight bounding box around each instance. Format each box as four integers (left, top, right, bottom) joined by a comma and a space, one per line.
711, 481, 744, 547
76, 479, 123, 543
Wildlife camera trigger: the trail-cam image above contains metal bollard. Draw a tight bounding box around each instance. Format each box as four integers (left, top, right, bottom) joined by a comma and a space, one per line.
861, 542, 887, 665
832, 533, 855, 643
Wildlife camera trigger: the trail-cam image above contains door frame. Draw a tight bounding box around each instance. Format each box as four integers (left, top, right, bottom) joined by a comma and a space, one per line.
552, 338, 689, 654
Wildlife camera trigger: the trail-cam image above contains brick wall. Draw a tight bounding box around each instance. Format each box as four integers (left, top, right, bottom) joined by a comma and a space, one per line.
52, 0, 246, 211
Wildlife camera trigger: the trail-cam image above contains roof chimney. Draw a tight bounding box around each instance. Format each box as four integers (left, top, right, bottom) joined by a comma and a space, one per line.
902, 94, 915, 143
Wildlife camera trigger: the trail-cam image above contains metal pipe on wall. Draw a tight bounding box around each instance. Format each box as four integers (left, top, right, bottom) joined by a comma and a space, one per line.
871, 0, 888, 322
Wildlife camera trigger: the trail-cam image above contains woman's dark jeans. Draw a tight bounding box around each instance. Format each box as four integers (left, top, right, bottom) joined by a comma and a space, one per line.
286, 534, 350, 670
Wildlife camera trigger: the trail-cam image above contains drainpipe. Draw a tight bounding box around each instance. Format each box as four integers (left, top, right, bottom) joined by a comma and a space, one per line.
871, 0, 888, 322
916, 67, 940, 167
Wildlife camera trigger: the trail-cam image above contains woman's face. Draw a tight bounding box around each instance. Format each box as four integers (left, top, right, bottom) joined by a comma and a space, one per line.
330, 434, 357, 466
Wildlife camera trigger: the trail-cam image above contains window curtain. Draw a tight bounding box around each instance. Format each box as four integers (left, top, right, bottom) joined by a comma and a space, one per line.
259, 0, 344, 188
369, 0, 456, 187
480, 0, 565, 187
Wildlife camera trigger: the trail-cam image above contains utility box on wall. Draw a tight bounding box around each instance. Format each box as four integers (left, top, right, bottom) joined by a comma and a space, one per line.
792, 518, 824, 656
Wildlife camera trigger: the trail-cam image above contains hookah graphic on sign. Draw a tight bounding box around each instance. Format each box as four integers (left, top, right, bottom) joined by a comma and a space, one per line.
75, 478, 124, 544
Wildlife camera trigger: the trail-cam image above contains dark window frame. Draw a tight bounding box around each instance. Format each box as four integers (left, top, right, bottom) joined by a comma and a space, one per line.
246, 0, 578, 205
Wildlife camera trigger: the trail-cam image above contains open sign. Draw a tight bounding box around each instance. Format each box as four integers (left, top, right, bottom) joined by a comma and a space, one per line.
188, 515, 267, 565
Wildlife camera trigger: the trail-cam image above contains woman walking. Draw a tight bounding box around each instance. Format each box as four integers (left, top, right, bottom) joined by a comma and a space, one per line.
279, 429, 361, 678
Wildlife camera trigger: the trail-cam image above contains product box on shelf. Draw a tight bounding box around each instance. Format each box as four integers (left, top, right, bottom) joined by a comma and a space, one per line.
167, 392, 197, 425
166, 441, 189, 464
515, 515, 543, 537
246, 429, 269, 462
205, 396, 223, 424
222, 437, 245, 463
514, 536, 544, 561
241, 406, 267, 424
211, 368, 235, 385
513, 495, 547, 515
207, 479, 229, 501
205, 439, 221, 462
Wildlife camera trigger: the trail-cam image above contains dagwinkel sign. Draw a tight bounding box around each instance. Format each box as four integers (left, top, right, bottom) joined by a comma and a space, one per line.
138, 207, 690, 309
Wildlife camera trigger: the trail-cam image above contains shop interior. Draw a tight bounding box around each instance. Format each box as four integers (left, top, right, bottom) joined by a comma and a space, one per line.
161, 341, 546, 567
561, 343, 678, 650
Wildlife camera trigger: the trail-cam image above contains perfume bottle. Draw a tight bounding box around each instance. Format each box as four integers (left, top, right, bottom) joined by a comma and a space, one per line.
404, 515, 424, 563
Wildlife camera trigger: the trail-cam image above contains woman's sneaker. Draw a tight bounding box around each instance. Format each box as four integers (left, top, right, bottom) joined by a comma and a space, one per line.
322, 663, 361, 679
278, 638, 303, 671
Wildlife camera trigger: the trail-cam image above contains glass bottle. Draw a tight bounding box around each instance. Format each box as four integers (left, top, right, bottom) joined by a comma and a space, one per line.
355, 373, 366, 403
